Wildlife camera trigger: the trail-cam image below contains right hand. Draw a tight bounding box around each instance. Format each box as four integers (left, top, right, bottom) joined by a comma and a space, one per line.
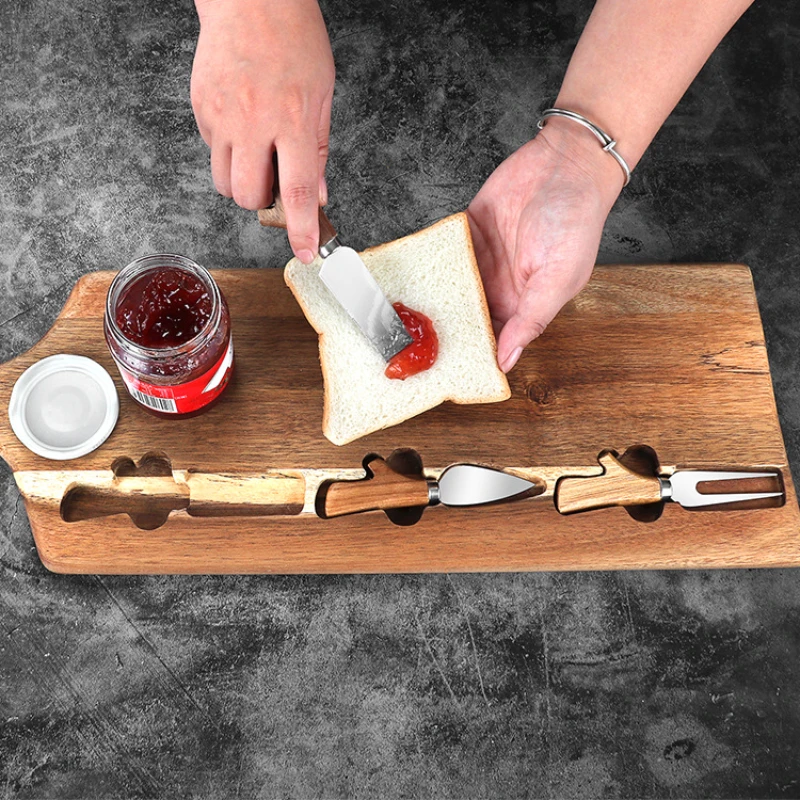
468, 118, 624, 372
191, 0, 335, 263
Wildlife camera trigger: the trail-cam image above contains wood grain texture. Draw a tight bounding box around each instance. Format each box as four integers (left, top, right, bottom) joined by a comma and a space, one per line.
59, 471, 306, 524
319, 456, 432, 517
0, 265, 797, 573
556, 450, 663, 514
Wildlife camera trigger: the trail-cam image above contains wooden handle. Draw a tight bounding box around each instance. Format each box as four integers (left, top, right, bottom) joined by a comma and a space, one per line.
317, 456, 431, 518
257, 200, 289, 230
555, 450, 662, 515
257, 183, 338, 248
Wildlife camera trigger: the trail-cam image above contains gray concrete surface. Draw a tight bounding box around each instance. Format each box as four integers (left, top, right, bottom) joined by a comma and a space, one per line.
2, 0, 800, 797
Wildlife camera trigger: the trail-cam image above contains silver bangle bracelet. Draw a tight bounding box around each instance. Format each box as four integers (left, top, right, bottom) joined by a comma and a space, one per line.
536, 107, 632, 187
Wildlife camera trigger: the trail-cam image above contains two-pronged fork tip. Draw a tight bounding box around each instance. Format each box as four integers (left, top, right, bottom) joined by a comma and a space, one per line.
667, 469, 785, 508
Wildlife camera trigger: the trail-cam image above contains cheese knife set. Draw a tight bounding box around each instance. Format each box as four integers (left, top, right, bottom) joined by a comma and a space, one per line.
55, 450, 783, 531
53, 448, 785, 532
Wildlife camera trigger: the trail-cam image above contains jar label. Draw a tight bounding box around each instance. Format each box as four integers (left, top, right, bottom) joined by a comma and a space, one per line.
119, 338, 234, 414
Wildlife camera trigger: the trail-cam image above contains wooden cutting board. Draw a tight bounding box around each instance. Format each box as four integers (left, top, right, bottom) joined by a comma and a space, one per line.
0, 265, 797, 573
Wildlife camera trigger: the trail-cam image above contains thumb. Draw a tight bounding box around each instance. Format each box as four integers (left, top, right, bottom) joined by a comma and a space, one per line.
495, 277, 577, 373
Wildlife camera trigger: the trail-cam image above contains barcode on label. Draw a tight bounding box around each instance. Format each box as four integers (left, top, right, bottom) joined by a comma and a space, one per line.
130, 388, 178, 413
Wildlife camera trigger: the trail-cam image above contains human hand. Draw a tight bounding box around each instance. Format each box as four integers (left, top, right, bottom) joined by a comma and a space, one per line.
191, 0, 335, 263
467, 119, 624, 373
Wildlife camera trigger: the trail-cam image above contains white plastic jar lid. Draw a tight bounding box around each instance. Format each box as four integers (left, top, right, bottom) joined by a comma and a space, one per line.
8, 354, 119, 460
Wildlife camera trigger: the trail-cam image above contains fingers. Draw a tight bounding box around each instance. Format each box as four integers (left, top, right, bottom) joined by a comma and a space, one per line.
230, 147, 274, 211
276, 132, 323, 263
210, 143, 232, 198
496, 230, 592, 373
495, 270, 591, 373
206, 124, 327, 266
189, 0, 336, 262
496, 304, 547, 373
495, 288, 557, 374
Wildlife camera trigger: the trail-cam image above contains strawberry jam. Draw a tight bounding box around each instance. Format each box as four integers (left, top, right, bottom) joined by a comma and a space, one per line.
115, 268, 213, 348
104, 255, 234, 418
384, 302, 438, 380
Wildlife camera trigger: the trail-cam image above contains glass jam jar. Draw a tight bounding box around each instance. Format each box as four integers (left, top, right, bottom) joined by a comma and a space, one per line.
104, 254, 234, 418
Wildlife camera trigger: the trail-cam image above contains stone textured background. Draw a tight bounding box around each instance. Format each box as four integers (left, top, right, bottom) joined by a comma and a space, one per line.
2, 0, 800, 797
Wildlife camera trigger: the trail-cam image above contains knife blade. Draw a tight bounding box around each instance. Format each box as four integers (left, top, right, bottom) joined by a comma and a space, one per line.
258, 197, 413, 361
317, 241, 413, 361
315, 455, 544, 518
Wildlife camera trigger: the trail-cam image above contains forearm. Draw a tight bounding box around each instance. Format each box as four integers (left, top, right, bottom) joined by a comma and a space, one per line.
193, 0, 322, 25
554, 0, 755, 172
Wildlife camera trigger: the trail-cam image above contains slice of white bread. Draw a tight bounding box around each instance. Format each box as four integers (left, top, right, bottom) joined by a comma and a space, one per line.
284, 212, 511, 445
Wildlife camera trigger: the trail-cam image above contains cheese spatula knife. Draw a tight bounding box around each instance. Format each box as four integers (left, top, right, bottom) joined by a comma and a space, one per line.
258, 197, 413, 361
315, 455, 544, 518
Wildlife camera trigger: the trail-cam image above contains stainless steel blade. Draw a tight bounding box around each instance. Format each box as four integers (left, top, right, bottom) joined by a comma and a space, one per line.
665, 470, 783, 508
318, 246, 413, 361
437, 464, 538, 507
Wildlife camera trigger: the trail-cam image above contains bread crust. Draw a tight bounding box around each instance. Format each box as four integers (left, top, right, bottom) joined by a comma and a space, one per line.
281, 261, 338, 440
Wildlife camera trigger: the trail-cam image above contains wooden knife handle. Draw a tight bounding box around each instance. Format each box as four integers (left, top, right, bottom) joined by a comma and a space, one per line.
555, 450, 662, 515
257, 180, 338, 248
316, 456, 431, 518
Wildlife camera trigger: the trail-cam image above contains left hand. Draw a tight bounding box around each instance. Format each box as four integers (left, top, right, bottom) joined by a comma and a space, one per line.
467, 119, 624, 373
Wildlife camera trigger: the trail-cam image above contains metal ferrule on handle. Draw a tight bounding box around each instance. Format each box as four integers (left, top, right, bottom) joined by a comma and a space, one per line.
319, 236, 340, 259
427, 480, 441, 506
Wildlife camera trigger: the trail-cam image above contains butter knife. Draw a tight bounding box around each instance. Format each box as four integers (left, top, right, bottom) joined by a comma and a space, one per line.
258, 197, 413, 361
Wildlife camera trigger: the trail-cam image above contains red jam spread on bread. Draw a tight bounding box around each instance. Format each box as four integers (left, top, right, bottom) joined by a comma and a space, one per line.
385, 303, 438, 380
116, 267, 212, 347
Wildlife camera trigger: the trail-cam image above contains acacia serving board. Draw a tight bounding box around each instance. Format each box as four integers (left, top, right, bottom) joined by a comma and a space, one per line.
0, 265, 797, 574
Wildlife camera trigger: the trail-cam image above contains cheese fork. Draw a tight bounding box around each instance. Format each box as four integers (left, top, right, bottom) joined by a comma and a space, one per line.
555, 450, 785, 514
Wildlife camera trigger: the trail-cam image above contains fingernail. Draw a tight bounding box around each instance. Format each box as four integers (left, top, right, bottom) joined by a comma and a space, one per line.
297, 249, 315, 265
500, 347, 523, 373
319, 176, 328, 206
